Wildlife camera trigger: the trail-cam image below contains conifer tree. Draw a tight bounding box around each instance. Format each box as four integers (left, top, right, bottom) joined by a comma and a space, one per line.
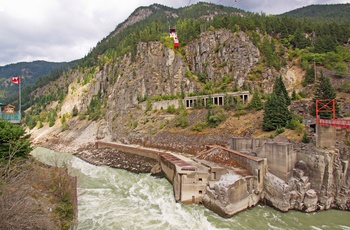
263, 77, 291, 131
0, 120, 32, 161
250, 88, 263, 110
273, 76, 291, 106
263, 93, 291, 131
310, 73, 338, 117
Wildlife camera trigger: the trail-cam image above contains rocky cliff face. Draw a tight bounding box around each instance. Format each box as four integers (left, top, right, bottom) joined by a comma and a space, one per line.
60, 29, 264, 144
262, 147, 350, 212
185, 30, 260, 87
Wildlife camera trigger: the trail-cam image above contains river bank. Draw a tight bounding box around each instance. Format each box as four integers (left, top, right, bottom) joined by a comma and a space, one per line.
74, 144, 158, 173
0, 156, 77, 230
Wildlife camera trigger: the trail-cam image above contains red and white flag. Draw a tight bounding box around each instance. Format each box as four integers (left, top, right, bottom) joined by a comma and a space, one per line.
11, 76, 20, 84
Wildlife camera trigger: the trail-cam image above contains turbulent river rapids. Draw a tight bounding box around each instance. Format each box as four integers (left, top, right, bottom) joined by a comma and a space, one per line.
31, 147, 350, 230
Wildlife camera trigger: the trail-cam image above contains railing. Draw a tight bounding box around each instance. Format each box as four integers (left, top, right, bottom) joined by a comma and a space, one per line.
319, 118, 350, 129
0, 111, 21, 124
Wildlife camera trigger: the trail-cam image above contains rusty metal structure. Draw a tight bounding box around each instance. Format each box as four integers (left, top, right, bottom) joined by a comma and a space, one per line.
316, 99, 350, 129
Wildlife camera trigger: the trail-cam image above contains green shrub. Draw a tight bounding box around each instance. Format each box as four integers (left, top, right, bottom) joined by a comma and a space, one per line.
339, 82, 350, 93
174, 109, 188, 128
71, 105, 78, 117
54, 193, 74, 230
191, 121, 208, 132
286, 116, 301, 130
302, 132, 310, 143
146, 100, 152, 112
207, 106, 227, 128
166, 105, 176, 114
275, 126, 285, 135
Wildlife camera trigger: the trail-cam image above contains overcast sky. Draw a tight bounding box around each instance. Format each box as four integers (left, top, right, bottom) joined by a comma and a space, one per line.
0, 0, 348, 66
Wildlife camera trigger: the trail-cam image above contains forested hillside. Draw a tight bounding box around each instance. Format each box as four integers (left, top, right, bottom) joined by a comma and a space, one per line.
283, 3, 350, 23
79, 2, 350, 74
20, 2, 350, 142
0, 60, 75, 108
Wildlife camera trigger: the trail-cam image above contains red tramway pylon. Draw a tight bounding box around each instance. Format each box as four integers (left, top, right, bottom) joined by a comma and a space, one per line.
316, 99, 350, 129
315, 99, 336, 124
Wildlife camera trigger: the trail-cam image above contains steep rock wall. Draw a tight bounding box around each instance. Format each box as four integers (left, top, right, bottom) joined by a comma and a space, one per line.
185, 30, 260, 87
262, 148, 350, 212
74, 30, 264, 143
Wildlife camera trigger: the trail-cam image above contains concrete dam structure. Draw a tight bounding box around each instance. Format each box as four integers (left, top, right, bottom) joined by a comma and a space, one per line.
95, 136, 350, 215
95, 141, 208, 204
95, 139, 297, 217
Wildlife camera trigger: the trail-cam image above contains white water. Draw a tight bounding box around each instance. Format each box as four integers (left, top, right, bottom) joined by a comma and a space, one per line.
31, 147, 350, 230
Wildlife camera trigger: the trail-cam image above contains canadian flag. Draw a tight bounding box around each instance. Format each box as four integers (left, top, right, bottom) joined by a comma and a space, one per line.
11, 76, 20, 84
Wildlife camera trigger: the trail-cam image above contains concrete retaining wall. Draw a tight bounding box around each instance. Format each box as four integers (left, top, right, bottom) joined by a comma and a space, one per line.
141, 99, 180, 111
95, 141, 208, 204
230, 137, 271, 154
316, 125, 336, 148
230, 138, 297, 182
208, 146, 267, 191
96, 141, 160, 161
140, 91, 251, 111
259, 142, 296, 181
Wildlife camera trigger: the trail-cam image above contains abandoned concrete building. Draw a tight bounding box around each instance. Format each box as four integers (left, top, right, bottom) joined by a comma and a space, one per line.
141, 91, 250, 111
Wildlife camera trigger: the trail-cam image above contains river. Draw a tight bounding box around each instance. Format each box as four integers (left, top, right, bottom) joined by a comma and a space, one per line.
31, 147, 350, 230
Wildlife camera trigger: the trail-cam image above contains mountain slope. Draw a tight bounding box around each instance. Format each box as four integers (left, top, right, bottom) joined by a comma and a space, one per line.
0, 60, 73, 106
282, 3, 350, 22
24, 2, 350, 149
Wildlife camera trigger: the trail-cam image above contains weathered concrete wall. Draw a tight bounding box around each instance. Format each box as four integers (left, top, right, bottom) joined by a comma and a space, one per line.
316, 125, 336, 148
140, 91, 250, 111
221, 147, 266, 191
230, 138, 297, 182
141, 99, 180, 111
230, 137, 270, 154
180, 172, 208, 204
96, 141, 160, 160
259, 142, 296, 182
96, 141, 209, 205
160, 156, 176, 183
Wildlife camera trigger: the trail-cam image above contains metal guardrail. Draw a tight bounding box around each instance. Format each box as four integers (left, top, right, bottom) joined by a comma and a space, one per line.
319, 118, 350, 129
0, 111, 21, 123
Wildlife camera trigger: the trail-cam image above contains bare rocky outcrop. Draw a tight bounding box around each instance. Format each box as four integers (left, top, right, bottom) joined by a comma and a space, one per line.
262, 148, 350, 212
203, 173, 260, 217
185, 30, 260, 87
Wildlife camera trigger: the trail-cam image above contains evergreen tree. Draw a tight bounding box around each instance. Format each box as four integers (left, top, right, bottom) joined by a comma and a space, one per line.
291, 28, 311, 49
263, 76, 292, 131
263, 93, 291, 131
291, 89, 297, 100
273, 76, 291, 105
250, 88, 263, 110
302, 65, 315, 86
310, 72, 337, 117
0, 120, 32, 161
71, 105, 78, 117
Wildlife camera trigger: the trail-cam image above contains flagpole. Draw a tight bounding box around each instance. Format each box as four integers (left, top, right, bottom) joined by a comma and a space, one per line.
19, 76, 21, 118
